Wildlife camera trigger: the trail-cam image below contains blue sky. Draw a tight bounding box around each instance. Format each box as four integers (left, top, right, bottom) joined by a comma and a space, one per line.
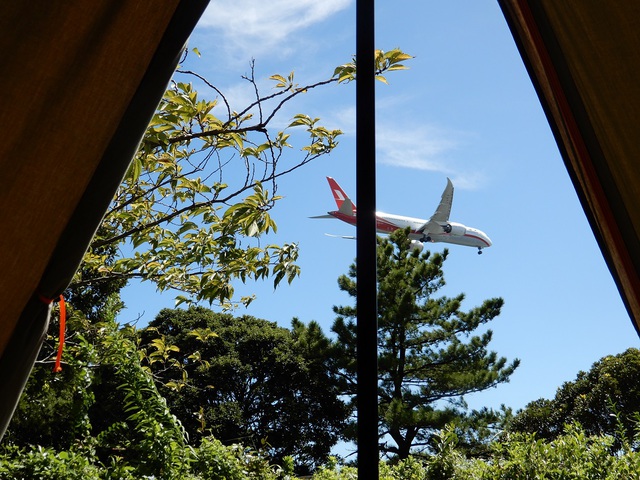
120, 0, 639, 415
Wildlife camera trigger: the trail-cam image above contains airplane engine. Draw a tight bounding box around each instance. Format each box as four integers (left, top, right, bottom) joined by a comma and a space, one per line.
409, 240, 424, 252
443, 223, 466, 236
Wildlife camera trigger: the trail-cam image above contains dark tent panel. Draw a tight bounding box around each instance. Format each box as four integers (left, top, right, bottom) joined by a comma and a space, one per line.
0, 1, 208, 439
499, 1, 640, 335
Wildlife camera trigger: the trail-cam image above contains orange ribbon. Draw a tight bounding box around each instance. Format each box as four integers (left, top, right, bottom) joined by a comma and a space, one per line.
53, 295, 66, 373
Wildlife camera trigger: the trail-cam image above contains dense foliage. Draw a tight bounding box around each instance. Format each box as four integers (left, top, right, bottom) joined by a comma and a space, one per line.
138, 307, 349, 473
311, 422, 640, 479
2, 302, 287, 479
508, 347, 640, 450
3, 272, 639, 478
5, 415, 640, 479
330, 229, 519, 459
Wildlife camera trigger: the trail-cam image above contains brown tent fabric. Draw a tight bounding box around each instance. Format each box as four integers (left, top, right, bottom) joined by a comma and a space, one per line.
498, 1, 640, 336
0, 1, 208, 439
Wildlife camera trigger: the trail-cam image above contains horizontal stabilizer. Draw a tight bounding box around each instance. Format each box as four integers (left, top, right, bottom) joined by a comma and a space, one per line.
325, 233, 356, 240
310, 214, 335, 219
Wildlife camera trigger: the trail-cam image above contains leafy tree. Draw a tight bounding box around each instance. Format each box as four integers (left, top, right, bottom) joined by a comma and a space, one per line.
75, 48, 412, 310
508, 348, 640, 451
137, 307, 349, 474
330, 228, 520, 459
4, 296, 192, 478
1, 315, 287, 479
3, 297, 120, 450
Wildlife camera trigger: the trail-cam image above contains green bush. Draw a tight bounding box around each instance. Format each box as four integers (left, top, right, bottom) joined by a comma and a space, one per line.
310, 457, 357, 480
472, 423, 640, 480
4, 423, 640, 479
193, 437, 282, 480
309, 423, 640, 480
0, 439, 288, 480
0, 445, 110, 480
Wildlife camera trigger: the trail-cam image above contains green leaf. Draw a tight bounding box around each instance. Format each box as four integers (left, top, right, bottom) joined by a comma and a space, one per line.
126, 157, 142, 182
270, 74, 288, 88
247, 221, 259, 237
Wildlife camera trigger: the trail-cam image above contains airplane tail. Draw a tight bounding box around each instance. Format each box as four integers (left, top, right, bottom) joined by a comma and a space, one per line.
327, 177, 356, 216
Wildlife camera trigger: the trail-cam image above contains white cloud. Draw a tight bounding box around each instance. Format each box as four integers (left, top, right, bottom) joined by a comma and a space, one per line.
376, 124, 486, 189
198, 0, 351, 58
376, 125, 454, 171
326, 105, 356, 134
218, 82, 257, 113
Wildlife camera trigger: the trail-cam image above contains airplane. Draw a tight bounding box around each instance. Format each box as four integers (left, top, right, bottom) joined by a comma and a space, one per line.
312, 177, 492, 254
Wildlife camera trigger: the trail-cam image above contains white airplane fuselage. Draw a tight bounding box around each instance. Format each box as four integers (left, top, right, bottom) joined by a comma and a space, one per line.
328, 210, 492, 250
316, 177, 492, 254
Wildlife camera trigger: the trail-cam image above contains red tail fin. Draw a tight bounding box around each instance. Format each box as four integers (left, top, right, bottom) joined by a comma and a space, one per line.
327, 177, 356, 214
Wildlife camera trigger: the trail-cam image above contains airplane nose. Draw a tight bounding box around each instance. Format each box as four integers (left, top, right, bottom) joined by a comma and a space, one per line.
482, 232, 492, 247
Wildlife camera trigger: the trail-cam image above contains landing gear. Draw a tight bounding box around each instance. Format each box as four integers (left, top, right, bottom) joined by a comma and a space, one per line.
420, 235, 432, 243
477, 248, 483, 255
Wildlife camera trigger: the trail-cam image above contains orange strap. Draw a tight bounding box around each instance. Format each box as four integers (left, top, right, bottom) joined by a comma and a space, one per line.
46, 295, 67, 373
53, 295, 66, 373
36, 293, 68, 373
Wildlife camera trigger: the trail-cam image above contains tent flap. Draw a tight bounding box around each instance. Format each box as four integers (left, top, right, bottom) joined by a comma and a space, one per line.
0, 0, 208, 440
499, 0, 640, 334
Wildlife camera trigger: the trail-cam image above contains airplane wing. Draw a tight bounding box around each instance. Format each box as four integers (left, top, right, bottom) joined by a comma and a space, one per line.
431, 177, 454, 222
417, 178, 454, 235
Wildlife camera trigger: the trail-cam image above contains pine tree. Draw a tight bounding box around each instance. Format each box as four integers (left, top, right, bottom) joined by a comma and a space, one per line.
331, 228, 520, 459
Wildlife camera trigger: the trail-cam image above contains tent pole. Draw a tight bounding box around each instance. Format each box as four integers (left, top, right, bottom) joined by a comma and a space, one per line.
356, 0, 378, 477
